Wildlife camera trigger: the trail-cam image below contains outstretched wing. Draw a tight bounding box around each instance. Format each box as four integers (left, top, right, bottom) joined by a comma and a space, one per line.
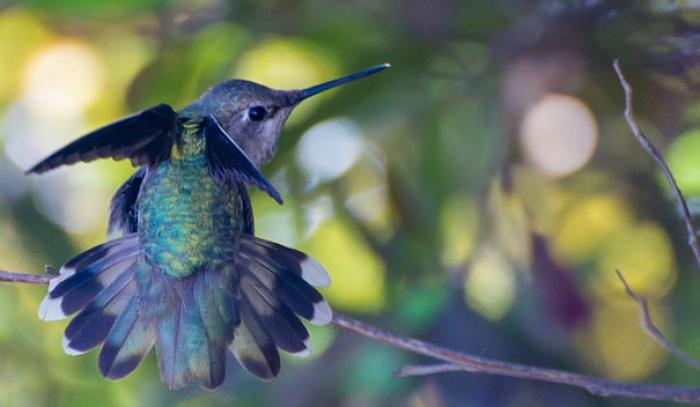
203, 115, 283, 204
27, 104, 179, 174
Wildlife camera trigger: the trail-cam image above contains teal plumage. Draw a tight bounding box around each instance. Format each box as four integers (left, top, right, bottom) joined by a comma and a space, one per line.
139, 123, 243, 279
28, 64, 389, 390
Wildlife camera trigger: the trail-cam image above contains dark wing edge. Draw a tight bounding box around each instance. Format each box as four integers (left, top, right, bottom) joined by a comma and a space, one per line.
238, 184, 255, 235
27, 104, 179, 174
108, 167, 148, 237
203, 115, 283, 205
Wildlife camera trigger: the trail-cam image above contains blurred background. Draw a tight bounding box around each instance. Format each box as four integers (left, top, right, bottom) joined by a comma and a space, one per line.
2, 0, 700, 405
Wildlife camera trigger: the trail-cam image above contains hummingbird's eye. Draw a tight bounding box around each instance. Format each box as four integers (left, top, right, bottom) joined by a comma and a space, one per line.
248, 106, 268, 122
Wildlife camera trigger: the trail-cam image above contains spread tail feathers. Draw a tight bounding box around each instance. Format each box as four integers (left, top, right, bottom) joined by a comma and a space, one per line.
39, 234, 332, 389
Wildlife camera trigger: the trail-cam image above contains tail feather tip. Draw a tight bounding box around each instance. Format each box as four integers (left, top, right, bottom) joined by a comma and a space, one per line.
38, 296, 67, 321
309, 300, 332, 325
62, 334, 87, 356
287, 337, 312, 357
300, 257, 331, 288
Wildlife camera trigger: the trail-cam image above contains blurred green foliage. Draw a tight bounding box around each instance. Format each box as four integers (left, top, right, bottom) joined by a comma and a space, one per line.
3, 0, 700, 406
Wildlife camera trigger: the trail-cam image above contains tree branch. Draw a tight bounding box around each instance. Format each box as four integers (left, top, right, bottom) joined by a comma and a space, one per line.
612, 59, 700, 269
394, 363, 465, 377
333, 311, 700, 404
0, 270, 52, 285
610, 60, 700, 371
615, 269, 700, 371
0, 268, 698, 403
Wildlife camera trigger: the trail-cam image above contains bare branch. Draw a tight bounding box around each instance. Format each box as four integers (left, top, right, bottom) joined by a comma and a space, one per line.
0, 270, 52, 285
615, 269, 700, 371
0, 268, 698, 403
613, 59, 700, 268
394, 363, 465, 377
332, 312, 700, 404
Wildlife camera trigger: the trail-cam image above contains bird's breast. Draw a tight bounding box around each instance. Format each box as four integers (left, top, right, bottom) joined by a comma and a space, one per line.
138, 155, 243, 278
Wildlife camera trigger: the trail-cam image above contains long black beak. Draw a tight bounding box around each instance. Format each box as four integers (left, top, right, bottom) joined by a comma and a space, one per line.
291, 63, 390, 104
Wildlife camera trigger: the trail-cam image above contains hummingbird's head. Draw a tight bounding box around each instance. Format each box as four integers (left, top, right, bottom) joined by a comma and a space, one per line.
182, 63, 390, 167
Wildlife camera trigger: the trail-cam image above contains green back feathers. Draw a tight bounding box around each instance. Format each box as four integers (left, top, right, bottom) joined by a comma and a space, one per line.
138, 153, 242, 279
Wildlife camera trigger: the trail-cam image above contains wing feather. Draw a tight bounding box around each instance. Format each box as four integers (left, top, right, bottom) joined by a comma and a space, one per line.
27, 104, 179, 174
203, 115, 283, 204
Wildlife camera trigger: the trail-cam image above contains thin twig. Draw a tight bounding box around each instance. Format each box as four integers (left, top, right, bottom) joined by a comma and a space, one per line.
0, 270, 52, 285
613, 59, 700, 268
2, 268, 700, 403
615, 269, 700, 371
394, 363, 465, 377
332, 312, 700, 404
612, 60, 700, 371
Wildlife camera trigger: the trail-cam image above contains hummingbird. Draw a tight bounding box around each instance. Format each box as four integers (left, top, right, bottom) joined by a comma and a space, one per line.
27, 63, 390, 390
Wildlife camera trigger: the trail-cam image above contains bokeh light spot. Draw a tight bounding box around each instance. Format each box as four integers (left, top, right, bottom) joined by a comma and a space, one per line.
520, 93, 598, 178
3, 100, 85, 169
554, 194, 633, 264
296, 118, 364, 185
666, 128, 700, 196
252, 192, 299, 248
440, 194, 478, 267
31, 171, 112, 234
597, 222, 676, 299
465, 247, 516, 321
22, 40, 103, 118
489, 179, 531, 267
303, 218, 385, 312
341, 153, 391, 237
0, 9, 52, 103
575, 298, 669, 381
